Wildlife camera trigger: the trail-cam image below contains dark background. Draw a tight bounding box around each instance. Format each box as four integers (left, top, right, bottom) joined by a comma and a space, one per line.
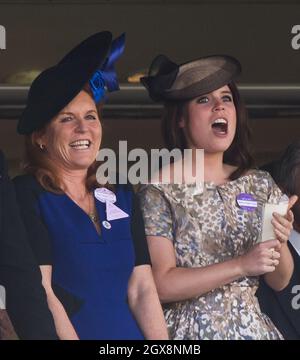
0, 0, 300, 174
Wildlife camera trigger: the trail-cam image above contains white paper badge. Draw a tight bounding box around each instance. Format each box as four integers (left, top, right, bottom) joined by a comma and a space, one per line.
106, 201, 129, 221
102, 220, 111, 230
94, 188, 116, 203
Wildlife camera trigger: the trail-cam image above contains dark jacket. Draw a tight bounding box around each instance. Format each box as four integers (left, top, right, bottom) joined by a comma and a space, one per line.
0, 151, 57, 339
257, 242, 300, 340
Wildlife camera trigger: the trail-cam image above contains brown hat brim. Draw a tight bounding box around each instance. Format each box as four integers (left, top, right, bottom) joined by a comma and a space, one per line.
141, 54, 241, 102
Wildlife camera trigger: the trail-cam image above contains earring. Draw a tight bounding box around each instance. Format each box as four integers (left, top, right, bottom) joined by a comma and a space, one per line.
39, 144, 45, 150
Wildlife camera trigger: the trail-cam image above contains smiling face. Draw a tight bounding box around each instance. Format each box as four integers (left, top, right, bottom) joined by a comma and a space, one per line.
36, 90, 102, 172
179, 85, 237, 154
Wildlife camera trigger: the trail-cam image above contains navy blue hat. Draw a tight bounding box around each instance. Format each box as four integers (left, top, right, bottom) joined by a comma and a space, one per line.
18, 31, 125, 135
141, 54, 241, 102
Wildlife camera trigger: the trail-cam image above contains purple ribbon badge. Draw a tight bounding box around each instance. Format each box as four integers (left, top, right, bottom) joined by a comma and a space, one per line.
236, 193, 257, 212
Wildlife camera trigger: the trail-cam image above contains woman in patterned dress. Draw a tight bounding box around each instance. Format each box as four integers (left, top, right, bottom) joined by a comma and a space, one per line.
138, 55, 297, 339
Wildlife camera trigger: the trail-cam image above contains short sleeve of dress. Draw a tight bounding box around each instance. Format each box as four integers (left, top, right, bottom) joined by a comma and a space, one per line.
130, 191, 151, 266
138, 185, 174, 242
264, 171, 285, 203
13, 175, 52, 265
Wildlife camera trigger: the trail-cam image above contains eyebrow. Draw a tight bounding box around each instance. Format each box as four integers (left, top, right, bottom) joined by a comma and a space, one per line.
199, 90, 232, 97
58, 112, 73, 116
58, 109, 97, 116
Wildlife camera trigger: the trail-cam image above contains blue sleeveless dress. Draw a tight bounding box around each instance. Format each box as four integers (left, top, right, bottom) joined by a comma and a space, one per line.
14, 176, 150, 340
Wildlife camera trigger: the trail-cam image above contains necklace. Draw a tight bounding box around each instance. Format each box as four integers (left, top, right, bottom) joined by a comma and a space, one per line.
88, 193, 99, 224
65, 189, 99, 224
89, 212, 99, 224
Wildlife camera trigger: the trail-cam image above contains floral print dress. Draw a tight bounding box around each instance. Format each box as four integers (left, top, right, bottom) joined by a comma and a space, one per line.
139, 170, 284, 340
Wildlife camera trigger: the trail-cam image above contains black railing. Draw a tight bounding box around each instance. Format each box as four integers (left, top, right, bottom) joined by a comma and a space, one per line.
1, 84, 300, 119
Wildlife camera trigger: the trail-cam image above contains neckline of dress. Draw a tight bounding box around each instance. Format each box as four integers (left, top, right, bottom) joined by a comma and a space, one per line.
152, 169, 262, 188
205, 171, 258, 188
62, 191, 103, 237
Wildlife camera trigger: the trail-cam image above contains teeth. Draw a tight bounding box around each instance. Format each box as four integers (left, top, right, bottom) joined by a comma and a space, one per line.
70, 140, 90, 146
213, 118, 227, 125
69, 140, 91, 149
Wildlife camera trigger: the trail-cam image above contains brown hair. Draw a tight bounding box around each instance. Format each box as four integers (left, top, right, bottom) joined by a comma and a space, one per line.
161, 82, 254, 180
23, 85, 104, 193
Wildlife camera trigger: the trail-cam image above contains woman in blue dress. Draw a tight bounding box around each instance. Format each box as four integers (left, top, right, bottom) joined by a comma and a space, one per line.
13, 31, 168, 340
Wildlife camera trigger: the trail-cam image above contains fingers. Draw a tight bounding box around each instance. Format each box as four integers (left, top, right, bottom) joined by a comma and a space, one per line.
266, 258, 279, 267
274, 228, 289, 243
263, 265, 276, 273
269, 248, 280, 259
272, 213, 293, 243
272, 212, 293, 229
243, 242, 280, 276
288, 195, 298, 211
264, 248, 280, 270
285, 209, 295, 224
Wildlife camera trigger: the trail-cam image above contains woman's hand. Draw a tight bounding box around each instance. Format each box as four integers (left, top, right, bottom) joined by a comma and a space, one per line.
237, 239, 281, 277
272, 195, 298, 245
263, 196, 297, 291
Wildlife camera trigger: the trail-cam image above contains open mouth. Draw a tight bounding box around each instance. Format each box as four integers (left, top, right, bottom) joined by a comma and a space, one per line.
69, 139, 91, 150
211, 118, 228, 135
